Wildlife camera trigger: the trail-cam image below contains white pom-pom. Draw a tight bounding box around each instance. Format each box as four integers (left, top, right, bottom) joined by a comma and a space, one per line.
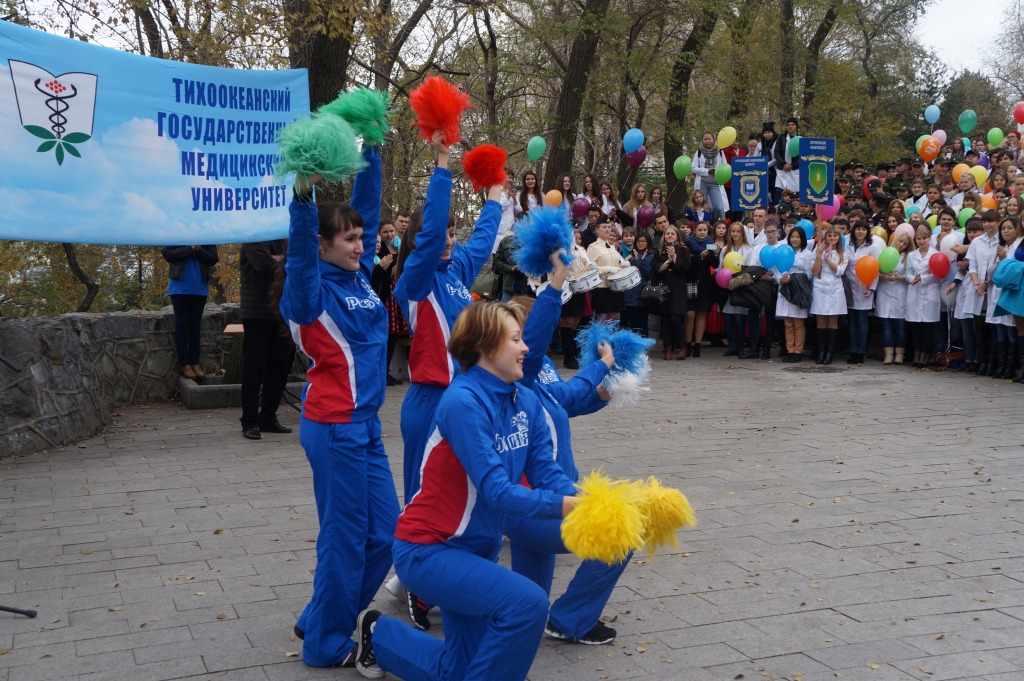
604, 359, 651, 409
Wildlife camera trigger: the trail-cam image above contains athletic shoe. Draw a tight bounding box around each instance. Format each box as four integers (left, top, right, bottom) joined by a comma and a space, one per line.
407, 591, 431, 630
576, 621, 617, 645
355, 609, 384, 679
293, 624, 304, 640
385, 575, 406, 599
544, 619, 571, 640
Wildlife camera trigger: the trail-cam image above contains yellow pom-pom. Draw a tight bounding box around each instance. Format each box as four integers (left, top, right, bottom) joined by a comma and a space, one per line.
561, 471, 644, 565
634, 477, 697, 557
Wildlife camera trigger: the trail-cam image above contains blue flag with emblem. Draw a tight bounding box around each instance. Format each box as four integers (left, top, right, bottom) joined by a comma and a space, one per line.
730, 157, 768, 211
798, 137, 835, 205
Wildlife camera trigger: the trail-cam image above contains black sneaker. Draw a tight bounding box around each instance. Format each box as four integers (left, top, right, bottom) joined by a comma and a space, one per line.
576, 621, 617, 645
407, 591, 431, 630
544, 619, 570, 640
355, 609, 384, 679
293, 624, 304, 640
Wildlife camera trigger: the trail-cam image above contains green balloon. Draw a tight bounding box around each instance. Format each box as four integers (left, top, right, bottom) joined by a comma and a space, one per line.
673, 155, 692, 180
957, 207, 976, 227
988, 127, 1004, 147
788, 135, 802, 157
958, 110, 977, 134
916, 135, 928, 153
878, 246, 900, 274
527, 135, 546, 162
714, 163, 732, 184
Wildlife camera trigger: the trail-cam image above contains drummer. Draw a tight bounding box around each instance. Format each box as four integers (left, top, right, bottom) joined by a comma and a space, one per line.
586, 220, 630, 322
560, 228, 593, 368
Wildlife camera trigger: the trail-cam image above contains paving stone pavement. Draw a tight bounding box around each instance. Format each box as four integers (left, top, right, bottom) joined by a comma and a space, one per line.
2, 353, 1024, 681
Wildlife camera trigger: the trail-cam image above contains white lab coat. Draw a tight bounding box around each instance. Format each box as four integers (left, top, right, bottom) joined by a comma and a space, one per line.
875, 257, 908, 319
844, 240, 878, 311
494, 191, 517, 253
905, 248, 941, 323
776, 133, 800, 192
985, 237, 1021, 326
693, 149, 730, 209
719, 244, 753, 314
776, 248, 814, 319
810, 248, 848, 316
953, 232, 996, 319
513, 192, 541, 218
745, 226, 767, 247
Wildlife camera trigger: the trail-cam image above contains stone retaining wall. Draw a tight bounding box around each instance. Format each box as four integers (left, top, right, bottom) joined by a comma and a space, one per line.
0, 305, 241, 457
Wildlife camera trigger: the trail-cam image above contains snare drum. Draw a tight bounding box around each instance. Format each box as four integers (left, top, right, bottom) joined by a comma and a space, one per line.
607, 265, 641, 291
569, 263, 602, 293
536, 279, 573, 304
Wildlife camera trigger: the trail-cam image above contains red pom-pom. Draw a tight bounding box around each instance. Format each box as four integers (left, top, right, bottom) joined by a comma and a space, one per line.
462, 144, 508, 192
409, 76, 471, 145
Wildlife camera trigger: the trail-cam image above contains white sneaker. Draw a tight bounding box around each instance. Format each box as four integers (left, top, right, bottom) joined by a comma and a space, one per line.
385, 575, 406, 599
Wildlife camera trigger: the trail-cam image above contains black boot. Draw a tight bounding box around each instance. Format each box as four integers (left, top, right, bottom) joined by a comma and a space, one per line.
823, 329, 836, 365
561, 327, 579, 369
991, 341, 1007, 378
815, 329, 826, 364
976, 325, 990, 375
1001, 342, 1019, 379
1014, 339, 1024, 382
692, 342, 701, 358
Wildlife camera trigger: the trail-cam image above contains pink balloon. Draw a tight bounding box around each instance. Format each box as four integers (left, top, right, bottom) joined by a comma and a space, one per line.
572, 197, 592, 218
715, 268, 733, 289
627, 145, 647, 168
817, 194, 842, 221
933, 129, 947, 146
637, 206, 655, 228
892, 223, 915, 246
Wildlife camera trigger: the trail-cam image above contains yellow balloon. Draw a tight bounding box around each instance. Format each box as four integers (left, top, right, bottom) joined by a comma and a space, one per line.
723, 251, 743, 273
969, 165, 988, 189
717, 126, 737, 150
927, 214, 938, 227
871, 226, 887, 241
544, 189, 563, 207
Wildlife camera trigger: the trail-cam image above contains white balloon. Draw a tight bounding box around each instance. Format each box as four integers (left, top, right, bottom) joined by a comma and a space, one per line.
940, 232, 963, 262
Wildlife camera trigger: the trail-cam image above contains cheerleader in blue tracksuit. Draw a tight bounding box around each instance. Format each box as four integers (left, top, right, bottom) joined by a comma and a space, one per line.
279, 146, 400, 668
503, 261, 630, 645
350, 301, 580, 681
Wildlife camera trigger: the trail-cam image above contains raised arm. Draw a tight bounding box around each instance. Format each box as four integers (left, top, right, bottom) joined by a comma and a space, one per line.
282, 188, 323, 326
349, 145, 382, 277
452, 185, 504, 286
521, 284, 563, 389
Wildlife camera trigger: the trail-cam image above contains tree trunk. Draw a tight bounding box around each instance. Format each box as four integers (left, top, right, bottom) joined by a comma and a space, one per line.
134, 3, 163, 58
61, 244, 100, 313
583, 115, 596, 172
664, 11, 718, 207
726, 0, 757, 120
802, 2, 839, 122
778, 0, 795, 117
542, 0, 614, 191
286, 0, 353, 110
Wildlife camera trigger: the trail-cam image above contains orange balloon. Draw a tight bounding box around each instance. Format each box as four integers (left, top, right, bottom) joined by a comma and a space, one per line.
981, 194, 997, 209
856, 255, 880, 287
952, 163, 970, 183
544, 189, 563, 207
920, 136, 940, 162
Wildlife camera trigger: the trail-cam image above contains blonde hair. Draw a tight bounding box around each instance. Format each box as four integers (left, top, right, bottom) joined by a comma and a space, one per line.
449, 302, 526, 370
822, 226, 845, 264
724, 222, 750, 255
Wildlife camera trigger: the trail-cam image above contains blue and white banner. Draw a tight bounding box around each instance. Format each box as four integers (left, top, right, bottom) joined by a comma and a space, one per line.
729, 157, 769, 211
0, 21, 309, 245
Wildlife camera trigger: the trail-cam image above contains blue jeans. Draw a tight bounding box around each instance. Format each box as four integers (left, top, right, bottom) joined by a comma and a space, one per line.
725, 311, 760, 351
703, 184, 725, 220
848, 309, 870, 354
880, 317, 906, 348
170, 294, 206, 366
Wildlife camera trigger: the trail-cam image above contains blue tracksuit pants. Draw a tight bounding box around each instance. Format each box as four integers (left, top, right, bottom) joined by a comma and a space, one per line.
374, 539, 550, 681
504, 516, 630, 639
400, 382, 446, 504
296, 416, 399, 667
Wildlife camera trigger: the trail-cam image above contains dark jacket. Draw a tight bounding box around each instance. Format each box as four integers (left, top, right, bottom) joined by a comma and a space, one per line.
240, 240, 286, 320
162, 245, 219, 283
729, 266, 774, 309
623, 248, 655, 308
774, 133, 800, 172
372, 244, 398, 301
652, 244, 692, 316
581, 225, 599, 249
493, 232, 526, 294
687, 243, 718, 301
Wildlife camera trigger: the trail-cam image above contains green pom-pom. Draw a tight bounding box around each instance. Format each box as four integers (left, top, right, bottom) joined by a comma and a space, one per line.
319, 87, 391, 146
274, 114, 366, 183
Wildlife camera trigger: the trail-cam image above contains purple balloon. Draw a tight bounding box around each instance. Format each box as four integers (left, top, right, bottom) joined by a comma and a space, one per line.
627, 145, 647, 169
571, 197, 592, 218
637, 206, 655, 228
978, 152, 990, 169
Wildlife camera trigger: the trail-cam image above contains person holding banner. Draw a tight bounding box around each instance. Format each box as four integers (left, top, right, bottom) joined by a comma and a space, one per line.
162, 244, 220, 378
774, 118, 801, 202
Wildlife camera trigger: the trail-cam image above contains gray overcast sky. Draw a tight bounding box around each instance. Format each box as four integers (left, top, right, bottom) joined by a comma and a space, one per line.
914, 0, 1008, 73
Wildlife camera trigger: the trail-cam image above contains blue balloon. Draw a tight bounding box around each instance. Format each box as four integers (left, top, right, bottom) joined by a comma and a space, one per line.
759, 244, 777, 270
774, 244, 796, 273
623, 128, 644, 154
924, 105, 940, 125
796, 219, 815, 241
963, 137, 971, 151
906, 205, 921, 215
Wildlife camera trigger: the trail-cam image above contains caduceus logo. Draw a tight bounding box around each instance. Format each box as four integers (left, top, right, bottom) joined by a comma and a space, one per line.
9, 61, 98, 165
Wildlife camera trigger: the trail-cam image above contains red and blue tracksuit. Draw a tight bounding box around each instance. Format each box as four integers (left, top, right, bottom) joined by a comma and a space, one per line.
279, 146, 399, 667
503, 284, 630, 640
394, 174, 501, 504
372, 367, 577, 681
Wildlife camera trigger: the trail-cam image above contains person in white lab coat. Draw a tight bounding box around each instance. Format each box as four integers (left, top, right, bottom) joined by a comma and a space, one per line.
905, 225, 942, 367
777, 227, 814, 362
876, 232, 913, 365
514, 170, 543, 218
810, 225, 847, 364
984, 217, 1024, 378
719, 223, 755, 356
748, 220, 782, 358
494, 175, 517, 253
844, 221, 879, 365
947, 217, 996, 372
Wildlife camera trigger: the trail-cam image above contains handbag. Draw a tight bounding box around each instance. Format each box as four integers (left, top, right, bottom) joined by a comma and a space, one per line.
639, 282, 670, 305
470, 269, 501, 300
687, 282, 699, 299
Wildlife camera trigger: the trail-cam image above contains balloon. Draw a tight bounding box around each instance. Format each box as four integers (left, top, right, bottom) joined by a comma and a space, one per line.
969, 165, 988, 189
878, 246, 900, 273
856, 255, 880, 287
796, 219, 814, 241
940, 232, 962, 261
893, 223, 915, 246
934, 129, 947, 145
958, 110, 977, 134
927, 214, 938, 227
817, 194, 842, 221
623, 128, 644, 153
723, 251, 743, 272
759, 244, 778, 270
928, 252, 950, 278
905, 205, 921, 216
788, 135, 802, 157
919, 136, 941, 162
978, 152, 990, 169
916, 135, 928, 153
715, 163, 732, 184
957, 207, 976, 227
715, 267, 733, 288
572, 197, 592, 218
924, 104, 941, 124
627, 145, 647, 168
871, 226, 888, 241
527, 136, 546, 162
963, 137, 972, 151
637, 205, 655, 228
981, 194, 997, 210
544, 189, 562, 207
862, 175, 878, 198
673, 155, 692, 180
988, 128, 1004, 147
774, 244, 796, 273
1015, 102, 1024, 125
951, 163, 969, 182
717, 126, 737, 149
932, 225, 941, 234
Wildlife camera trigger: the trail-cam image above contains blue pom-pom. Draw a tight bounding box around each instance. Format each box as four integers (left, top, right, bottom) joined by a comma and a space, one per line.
512, 206, 575, 277
577, 321, 655, 377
